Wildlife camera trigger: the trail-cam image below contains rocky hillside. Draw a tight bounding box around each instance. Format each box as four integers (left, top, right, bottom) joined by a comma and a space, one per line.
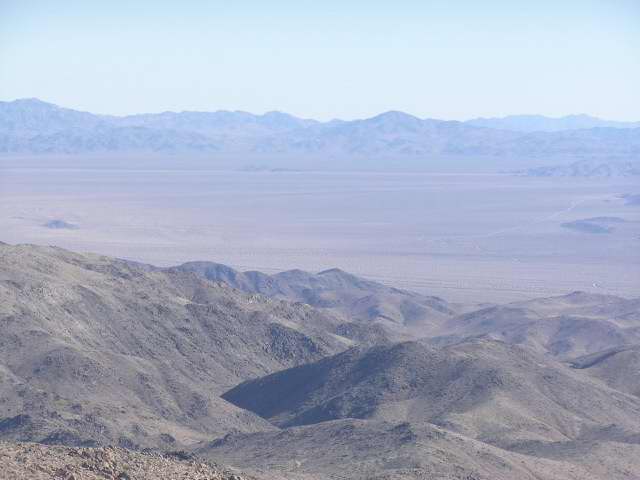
222, 339, 640, 442
171, 262, 453, 337
214, 338, 640, 479
570, 345, 640, 397
0, 442, 252, 480
0, 243, 351, 448
434, 291, 640, 359
2, 241, 640, 479
201, 418, 626, 480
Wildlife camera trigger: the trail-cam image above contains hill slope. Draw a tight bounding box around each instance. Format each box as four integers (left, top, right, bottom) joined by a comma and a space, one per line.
435, 291, 640, 359
0, 243, 350, 448
215, 339, 640, 479
172, 262, 453, 339
2, 242, 640, 479
222, 339, 640, 446
570, 345, 640, 397
0, 441, 254, 480
201, 419, 614, 480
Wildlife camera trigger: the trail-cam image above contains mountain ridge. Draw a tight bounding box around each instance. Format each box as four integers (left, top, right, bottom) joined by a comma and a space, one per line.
467, 113, 640, 132
2, 241, 640, 479
6, 99, 639, 129
0, 242, 351, 448
2, 99, 639, 162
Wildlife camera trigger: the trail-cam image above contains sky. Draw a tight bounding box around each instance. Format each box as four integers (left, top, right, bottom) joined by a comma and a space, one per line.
1, 0, 639, 121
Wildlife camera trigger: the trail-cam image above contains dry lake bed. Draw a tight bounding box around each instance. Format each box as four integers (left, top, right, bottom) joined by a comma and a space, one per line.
1, 159, 638, 303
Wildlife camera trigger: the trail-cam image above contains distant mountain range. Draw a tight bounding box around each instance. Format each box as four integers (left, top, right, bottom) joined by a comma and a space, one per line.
1, 99, 639, 169
467, 114, 640, 132
516, 158, 640, 177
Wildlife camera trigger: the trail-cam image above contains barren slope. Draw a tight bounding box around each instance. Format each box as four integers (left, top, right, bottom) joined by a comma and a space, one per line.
569, 345, 640, 397
200, 418, 634, 480
0, 441, 255, 480
222, 339, 640, 446
172, 262, 453, 337
0, 243, 349, 448
436, 292, 640, 358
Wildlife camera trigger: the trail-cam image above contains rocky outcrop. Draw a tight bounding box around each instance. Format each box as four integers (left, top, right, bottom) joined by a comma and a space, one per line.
0, 441, 252, 480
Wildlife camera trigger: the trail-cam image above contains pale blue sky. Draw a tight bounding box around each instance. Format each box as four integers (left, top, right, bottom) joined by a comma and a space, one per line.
1, 0, 638, 120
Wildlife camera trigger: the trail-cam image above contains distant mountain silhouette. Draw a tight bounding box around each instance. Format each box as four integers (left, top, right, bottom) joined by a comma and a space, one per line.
1, 99, 639, 166
466, 114, 640, 132
518, 158, 640, 177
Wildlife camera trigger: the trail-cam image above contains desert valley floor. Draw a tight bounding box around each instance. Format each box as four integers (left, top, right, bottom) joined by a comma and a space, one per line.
1, 158, 638, 303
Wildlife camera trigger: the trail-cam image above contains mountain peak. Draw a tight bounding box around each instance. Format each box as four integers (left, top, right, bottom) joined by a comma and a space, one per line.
13, 97, 49, 104
317, 267, 348, 275
370, 110, 421, 122
4, 98, 58, 108
262, 110, 292, 118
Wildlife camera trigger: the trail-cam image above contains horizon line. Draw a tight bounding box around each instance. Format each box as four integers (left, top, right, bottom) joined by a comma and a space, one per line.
3, 97, 639, 124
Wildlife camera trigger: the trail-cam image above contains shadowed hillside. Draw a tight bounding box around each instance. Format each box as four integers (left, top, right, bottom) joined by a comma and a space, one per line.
215, 338, 640, 479
201, 419, 615, 480
570, 345, 640, 397
222, 339, 640, 445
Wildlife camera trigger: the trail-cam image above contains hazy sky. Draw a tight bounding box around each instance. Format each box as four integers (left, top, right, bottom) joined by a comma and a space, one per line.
1, 0, 639, 120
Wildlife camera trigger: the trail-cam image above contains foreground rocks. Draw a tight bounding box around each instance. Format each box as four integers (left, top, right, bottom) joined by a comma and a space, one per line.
0, 442, 250, 480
